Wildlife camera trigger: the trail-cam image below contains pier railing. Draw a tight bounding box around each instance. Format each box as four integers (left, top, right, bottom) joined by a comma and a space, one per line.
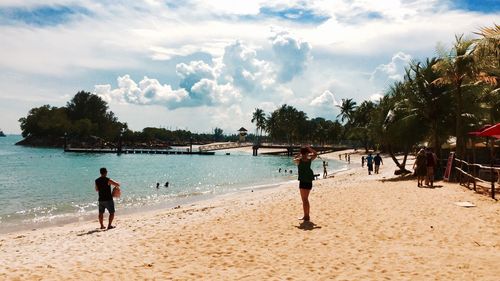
198, 142, 252, 151
453, 157, 500, 199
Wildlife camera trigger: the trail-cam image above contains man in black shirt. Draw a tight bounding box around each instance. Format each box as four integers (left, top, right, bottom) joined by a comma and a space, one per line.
95, 167, 120, 230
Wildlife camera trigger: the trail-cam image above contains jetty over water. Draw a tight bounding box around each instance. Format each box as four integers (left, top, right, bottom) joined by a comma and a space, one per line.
198, 142, 252, 151
64, 147, 215, 155
198, 141, 341, 156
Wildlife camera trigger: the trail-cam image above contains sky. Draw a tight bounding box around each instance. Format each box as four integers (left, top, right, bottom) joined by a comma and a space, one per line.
0, 0, 498, 134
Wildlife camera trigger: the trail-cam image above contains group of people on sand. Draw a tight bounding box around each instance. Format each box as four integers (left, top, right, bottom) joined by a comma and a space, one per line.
339, 153, 350, 163
413, 147, 438, 187
362, 153, 383, 175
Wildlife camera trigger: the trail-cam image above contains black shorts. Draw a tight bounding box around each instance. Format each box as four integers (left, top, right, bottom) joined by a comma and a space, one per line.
299, 181, 313, 190
367, 164, 373, 171
98, 200, 115, 214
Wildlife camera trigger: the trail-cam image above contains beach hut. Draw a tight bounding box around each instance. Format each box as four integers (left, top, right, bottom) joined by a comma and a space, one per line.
238, 127, 248, 142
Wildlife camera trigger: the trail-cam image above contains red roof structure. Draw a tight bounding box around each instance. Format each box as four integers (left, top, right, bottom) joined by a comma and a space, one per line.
477, 123, 500, 139
467, 124, 492, 136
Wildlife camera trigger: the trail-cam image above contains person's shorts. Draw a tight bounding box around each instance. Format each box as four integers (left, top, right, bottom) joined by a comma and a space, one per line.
299, 181, 313, 190
98, 200, 115, 214
368, 164, 373, 171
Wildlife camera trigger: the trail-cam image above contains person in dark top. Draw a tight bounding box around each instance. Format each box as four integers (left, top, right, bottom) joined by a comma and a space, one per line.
361, 156, 365, 167
374, 153, 383, 174
95, 167, 120, 230
425, 148, 438, 187
293, 146, 318, 222
413, 149, 427, 187
366, 153, 374, 175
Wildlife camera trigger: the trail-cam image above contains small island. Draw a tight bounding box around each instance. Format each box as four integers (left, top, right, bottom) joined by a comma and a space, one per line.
16, 91, 241, 149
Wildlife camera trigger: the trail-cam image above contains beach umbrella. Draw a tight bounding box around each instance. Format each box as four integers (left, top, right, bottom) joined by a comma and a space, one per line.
467, 124, 493, 166
477, 122, 500, 199
477, 123, 500, 139
467, 124, 492, 136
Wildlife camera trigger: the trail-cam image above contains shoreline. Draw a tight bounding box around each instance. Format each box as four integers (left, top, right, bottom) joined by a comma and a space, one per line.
1, 149, 498, 280
0, 149, 347, 235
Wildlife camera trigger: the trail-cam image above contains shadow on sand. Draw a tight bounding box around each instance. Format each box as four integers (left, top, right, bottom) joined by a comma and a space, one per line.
419, 184, 443, 189
76, 229, 104, 236
295, 221, 322, 231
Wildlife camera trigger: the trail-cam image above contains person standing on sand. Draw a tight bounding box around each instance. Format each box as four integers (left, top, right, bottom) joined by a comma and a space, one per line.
413, 149, 427, 187
95, 167, 120, 230
323, 161, 328, 179
362, 156, 365, 167
425, 148, 438, 187
294, 146, 318, 222
366, 153, 374, 175
374, 153, 383, 174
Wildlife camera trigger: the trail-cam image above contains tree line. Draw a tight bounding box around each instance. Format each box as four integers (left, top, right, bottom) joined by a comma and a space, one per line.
18, 91, 238, 147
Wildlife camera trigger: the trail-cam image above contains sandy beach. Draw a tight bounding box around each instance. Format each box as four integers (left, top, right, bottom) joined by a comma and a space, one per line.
1, 149, 499, 280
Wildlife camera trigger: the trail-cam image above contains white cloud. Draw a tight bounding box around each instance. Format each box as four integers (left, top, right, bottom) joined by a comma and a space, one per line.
310, 90, 339, 108
221, 40, 275, 92
270, 30, 312, 82
96, 74, 241, 110
95, 75, 190, 109
176, 60, 217, 91
370, 51, 412, 84
190, 79, 240, 105
369, 93, 384, 102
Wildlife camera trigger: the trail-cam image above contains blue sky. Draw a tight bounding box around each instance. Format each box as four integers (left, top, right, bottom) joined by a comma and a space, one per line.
0, 0, 498, 134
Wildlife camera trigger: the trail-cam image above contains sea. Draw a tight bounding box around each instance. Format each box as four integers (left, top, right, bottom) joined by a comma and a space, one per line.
0, 135, 346, 232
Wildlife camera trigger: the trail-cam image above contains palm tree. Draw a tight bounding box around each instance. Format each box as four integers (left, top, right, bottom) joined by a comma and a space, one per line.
433, 35, 476, 158
408, 58, 453, 157
251, 108, 266, 142
336, 98, 357, 124
473, 24, 500, 123
351, 100, 375, 152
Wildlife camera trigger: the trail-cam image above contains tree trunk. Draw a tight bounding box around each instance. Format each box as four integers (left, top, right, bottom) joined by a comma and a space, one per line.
388, 144, 411, 173
455, 85, 464, 158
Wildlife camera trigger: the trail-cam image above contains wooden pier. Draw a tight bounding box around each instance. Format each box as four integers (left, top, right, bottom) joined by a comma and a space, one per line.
64, 148, 215, 155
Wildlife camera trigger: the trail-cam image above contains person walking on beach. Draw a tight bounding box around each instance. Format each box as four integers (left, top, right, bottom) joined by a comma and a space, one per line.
425, 148, 438, 187
294, 146, 318, 222
361, 156, 365, 167
374, 153, 383, 174
366, 153, 374, 175
323, 161, 328, 179
413, 149, 427, 187
95, 167, 120, 230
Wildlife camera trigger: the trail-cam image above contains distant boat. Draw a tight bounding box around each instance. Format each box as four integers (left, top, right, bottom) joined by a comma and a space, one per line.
0, 130, 5, 137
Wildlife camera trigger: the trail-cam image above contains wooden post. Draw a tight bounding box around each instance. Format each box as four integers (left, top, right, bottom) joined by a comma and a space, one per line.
252, 145, 258, 156
491, 166, 495, 199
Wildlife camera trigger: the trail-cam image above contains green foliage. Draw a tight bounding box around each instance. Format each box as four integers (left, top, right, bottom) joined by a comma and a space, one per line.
19, 91, 125, 141
19, 105, 71, 138
213, 127, 224, 141
261, 104, 341, 145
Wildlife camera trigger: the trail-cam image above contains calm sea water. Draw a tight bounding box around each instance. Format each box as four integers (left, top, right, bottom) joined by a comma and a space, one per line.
0, 135, 346, 231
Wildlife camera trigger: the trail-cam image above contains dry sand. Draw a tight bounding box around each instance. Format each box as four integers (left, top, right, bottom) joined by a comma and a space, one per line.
1, 150, 499, 280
